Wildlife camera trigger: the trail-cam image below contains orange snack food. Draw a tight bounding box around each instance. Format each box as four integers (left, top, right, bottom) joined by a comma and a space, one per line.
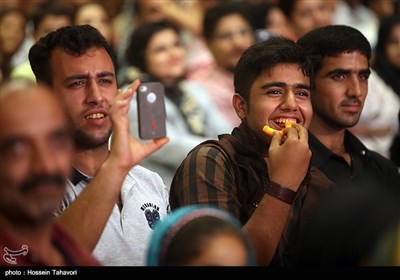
263, 122, 294, 137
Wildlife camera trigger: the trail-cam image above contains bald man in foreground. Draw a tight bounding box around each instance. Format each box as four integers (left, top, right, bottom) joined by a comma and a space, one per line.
0, 80, 99, 266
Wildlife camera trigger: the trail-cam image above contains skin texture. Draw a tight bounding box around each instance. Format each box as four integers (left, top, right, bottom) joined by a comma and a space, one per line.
310, 52, 369, 130
34, 15, 71, 42
207, 14, 254, 72
186, 234, 249, 266
289, 0, 333, 39
309, 51, 370, 163
0, 10, 25, 56
50, 47, 115, 155
145, 28, 186, 87
232, 62, 312, 264
385, 24, 400, 69
0, 82, 73, 265
74, 3, 113, 44
48, 42, 169, 250
234, 63, 312, 145
0, 84, 72, 226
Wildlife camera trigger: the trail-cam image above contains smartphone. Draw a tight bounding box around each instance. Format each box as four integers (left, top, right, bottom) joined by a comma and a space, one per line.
137, 82, 167, 139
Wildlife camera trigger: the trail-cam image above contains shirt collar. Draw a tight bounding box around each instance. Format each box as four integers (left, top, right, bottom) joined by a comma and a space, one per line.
70, 168, 90, 186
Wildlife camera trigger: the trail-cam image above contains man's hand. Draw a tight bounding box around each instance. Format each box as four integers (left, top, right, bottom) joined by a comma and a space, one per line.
267, 123, 311, 191
108, 79, 169, 172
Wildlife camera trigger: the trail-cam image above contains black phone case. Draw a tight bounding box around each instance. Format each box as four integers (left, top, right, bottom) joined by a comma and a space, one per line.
137, 82, 167, 139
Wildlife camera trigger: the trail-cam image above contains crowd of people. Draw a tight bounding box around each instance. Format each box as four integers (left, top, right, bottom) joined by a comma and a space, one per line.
1, 0, 399, 268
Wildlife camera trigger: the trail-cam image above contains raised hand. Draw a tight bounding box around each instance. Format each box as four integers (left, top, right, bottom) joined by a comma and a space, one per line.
108, 79, 169, 172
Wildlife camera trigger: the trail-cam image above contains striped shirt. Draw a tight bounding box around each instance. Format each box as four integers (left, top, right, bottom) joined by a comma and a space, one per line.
170, 122, 335, 265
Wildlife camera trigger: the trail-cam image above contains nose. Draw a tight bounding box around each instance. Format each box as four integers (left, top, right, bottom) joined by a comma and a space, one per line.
85, 81, 105, 104
32, 145, 57, 175
231, 29, 253, 48
280, 92, 298, 111
347, 76, 362, 97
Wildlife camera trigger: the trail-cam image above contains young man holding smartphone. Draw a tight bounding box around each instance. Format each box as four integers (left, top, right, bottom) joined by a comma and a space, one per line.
29, 25, 170, 266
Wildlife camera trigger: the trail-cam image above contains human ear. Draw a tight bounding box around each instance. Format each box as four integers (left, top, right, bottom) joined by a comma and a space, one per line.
232, 93, 247, 120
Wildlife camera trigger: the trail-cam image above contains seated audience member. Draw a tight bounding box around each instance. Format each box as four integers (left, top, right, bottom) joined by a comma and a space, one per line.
123, 20, 231, 188
249, 2, 295, 42
0, 80, 99, 266
73, 1, 118, 72
28, 25, 170, 266
349, 14, 400, 158
297, 25, 400, 196
10, 2, 72, 81
189, 3, 256, 127
349, 69, 399, 159
278, 0, 334, 40
147, 205, 255, 266
0, 8, 26, 81
373, 15, 400, 98
170, 37, 335, 266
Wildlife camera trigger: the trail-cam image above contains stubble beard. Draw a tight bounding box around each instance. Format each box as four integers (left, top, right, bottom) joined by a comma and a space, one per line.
73, 128, 111, 150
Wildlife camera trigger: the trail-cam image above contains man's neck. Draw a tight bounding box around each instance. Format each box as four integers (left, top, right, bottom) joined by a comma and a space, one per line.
309, 119, 347, 157
72, 144, 110, 177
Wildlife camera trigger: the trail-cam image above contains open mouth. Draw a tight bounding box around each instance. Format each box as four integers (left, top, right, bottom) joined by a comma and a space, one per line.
85, 113, 105, 120
272, 118, 298, 128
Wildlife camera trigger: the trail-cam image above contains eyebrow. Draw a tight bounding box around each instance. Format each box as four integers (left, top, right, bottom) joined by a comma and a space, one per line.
326, 68, 371, 76
260, 82, 311, 90
64, 71, 115, 82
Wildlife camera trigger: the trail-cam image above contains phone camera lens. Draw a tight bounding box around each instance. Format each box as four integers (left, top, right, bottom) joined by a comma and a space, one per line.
139, 85, 148, 92
147, 92, 157, 103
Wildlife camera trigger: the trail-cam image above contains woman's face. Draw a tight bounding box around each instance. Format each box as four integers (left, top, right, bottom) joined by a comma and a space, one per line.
385, 24, 400, 69
145, 28, 186, 85
74, 3, 113, 44
0, 11, 25, 56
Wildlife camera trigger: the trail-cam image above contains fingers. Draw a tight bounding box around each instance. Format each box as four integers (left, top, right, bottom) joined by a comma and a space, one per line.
269, 130, 282, 148
285, 123, 308, 142
148, 137, 170, 150
119, 79, 141, 99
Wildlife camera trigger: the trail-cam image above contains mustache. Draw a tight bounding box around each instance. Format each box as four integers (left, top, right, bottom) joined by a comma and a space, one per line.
20, 174, 65, 193
341, 98, 361, 106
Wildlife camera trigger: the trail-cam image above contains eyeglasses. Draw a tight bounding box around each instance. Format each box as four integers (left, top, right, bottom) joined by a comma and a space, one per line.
212, 28, 254, 41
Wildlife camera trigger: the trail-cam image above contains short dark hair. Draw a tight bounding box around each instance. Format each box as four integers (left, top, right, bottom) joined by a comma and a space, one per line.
125, 20, 180, 73
29, 24, 116, 87
297, 25, 371, 74
202, 3, 253, 40
30, 2, 72, 33
234, 36, 312, 102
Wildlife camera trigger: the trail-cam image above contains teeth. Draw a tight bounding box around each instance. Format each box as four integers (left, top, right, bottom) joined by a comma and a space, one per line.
86, 113, 104, 119
275, 118, 297, 124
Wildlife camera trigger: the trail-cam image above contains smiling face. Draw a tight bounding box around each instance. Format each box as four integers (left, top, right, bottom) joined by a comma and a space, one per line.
207, 14, 255, 72
310, 51, 370, 131
234, 63, 312, 143
145, 28, 186, 86
50, 47, 117, 149
0, 84, 72, 226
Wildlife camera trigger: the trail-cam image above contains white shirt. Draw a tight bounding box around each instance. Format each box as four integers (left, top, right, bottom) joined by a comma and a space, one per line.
57, 165, 170, 266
